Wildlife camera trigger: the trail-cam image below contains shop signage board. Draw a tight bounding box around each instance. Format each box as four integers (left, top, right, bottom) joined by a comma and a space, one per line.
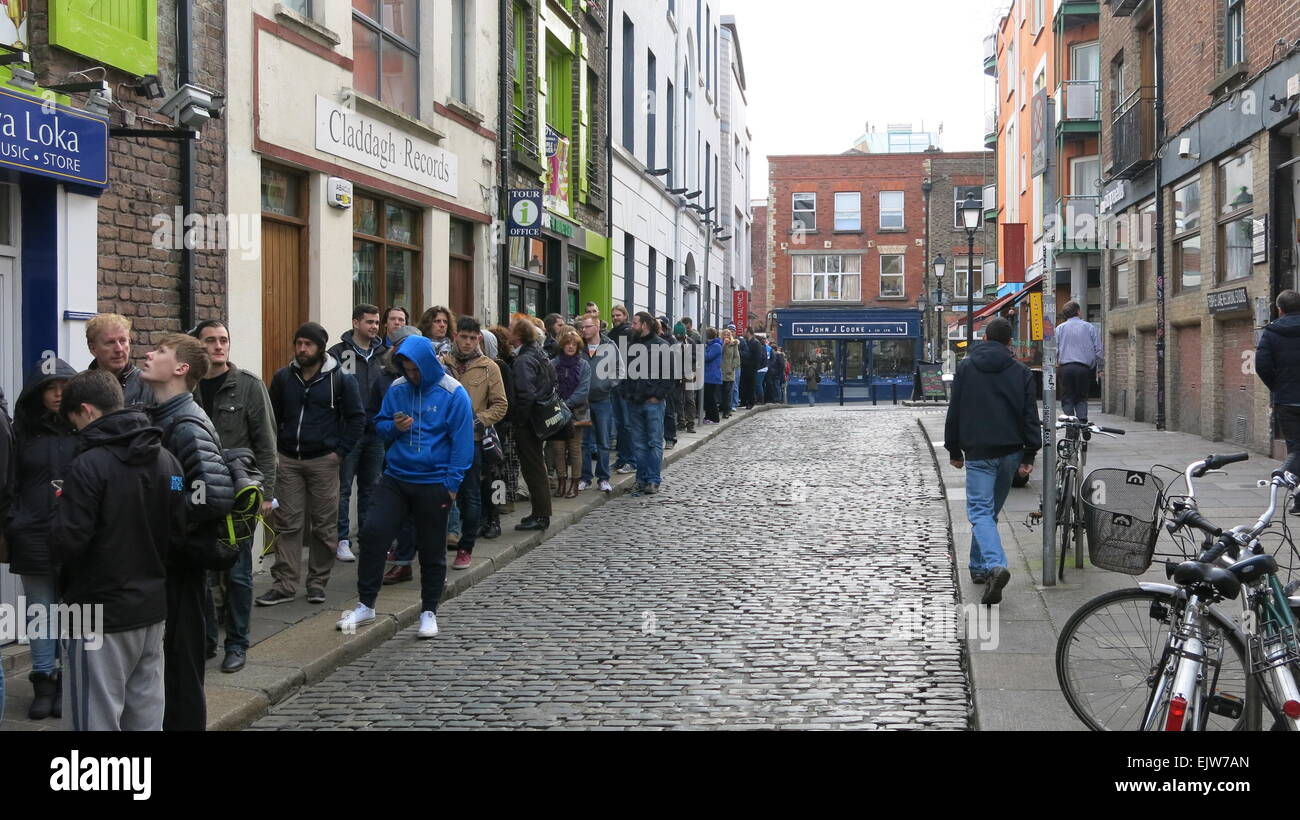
0, 86, 108, 188
789, 322, 908, 338
917, 362, 946, 400
1028, 291, 1044, 341
544, 125, 570, 217
315, 96, 458, 196
1207, 286, 1249, 314
733, 290, 749, 334
1252, 216, 1267, 264
507, 189, 541, 237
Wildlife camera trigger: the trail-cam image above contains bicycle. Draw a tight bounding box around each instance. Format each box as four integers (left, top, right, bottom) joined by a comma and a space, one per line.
1046, 415, 1126, 581
1056, 453, 1300, 731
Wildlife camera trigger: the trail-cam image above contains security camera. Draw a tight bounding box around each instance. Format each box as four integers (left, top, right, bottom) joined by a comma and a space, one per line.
1177, 137, 1200, 161
157, 83, 223, 131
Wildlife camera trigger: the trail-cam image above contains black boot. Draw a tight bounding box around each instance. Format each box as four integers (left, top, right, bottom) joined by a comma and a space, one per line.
515, 516, 550, 531
482, 511, 501, 539
51, 671, 62, 718
28, 671, 57, 720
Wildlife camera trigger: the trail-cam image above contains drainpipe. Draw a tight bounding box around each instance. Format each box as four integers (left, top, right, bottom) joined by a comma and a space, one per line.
177, 0, 195, 330
922, 176, 933, 361
1153, 0, 1167, 430
499, 0, 511, 324
606, 0, 614, 303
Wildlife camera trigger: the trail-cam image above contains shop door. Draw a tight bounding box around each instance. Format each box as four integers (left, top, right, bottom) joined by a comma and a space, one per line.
261, 220, 305, 383
1107, 332, 1129, 417
1221, 319, 1255, 446
839, 340, 869, 400
448, 256, 472, 319
1174, 324, 1202, 436
1135, 330, 1157, 423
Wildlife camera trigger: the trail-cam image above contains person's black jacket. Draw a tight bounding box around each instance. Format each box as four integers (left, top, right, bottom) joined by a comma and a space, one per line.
87, 359, 154, 408
510, 341, 556, 426
1256, 312, 1300, 406
767, 353, 787, 384
48, 409, 186, 633
607, 321, 633, 345
944, 341, 1041, 464
618, 332, 675, 403
5, 359, 79, 576
495, 355, 516, 432
742, 337, 765, 370
150, 392, 236, 571
269, 353, 365, 459
328, 330, 386, 434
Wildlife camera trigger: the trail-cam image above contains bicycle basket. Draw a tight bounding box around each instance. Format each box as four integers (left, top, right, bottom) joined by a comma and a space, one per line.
1081, 468, 1166, 574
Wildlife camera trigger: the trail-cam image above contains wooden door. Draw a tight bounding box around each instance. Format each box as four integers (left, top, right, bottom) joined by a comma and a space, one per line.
449, 256, 472, 320
262, 219, 305, 383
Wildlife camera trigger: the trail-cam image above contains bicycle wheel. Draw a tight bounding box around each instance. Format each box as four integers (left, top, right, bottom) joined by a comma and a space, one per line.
1056, 587, 1249, 731
1057, 471, 1074, 580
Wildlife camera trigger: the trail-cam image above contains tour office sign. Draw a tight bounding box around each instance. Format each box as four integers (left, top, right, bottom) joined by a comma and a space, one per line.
0, 86, 108, 188
508, 189, 541, 237
315, 96, 458, 197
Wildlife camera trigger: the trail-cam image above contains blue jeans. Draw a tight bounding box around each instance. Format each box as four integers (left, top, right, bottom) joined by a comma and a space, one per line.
582, 398, 614, 482
338, 432, 385, 542
20, 573, 60, 674
626, 399, 666, 486
965, 452, 1023, 574
205, 539, 253, 651
455, 446, 482, 553
613, 397, 637, 469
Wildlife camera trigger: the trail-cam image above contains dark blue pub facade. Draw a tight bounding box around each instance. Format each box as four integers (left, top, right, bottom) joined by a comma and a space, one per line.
775, 308, 922, 403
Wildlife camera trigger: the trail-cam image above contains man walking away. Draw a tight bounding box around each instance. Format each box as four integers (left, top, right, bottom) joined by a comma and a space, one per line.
258, 323, 365, 607
50, 371, 185, 731
1055, 301, 1102, 423
142, 333, 235, 731
84, 313, 154, 408
1256, 289, 1300, 513
944, 318, 1039, 605
191, 320, 277, 674
337, 335, 474, 638
328, 304, 387, 564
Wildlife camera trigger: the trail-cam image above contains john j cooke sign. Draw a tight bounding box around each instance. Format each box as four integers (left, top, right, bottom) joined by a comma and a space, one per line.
315, 96, 457, 197
0, 86, 108, 188
789, 322, 908, 338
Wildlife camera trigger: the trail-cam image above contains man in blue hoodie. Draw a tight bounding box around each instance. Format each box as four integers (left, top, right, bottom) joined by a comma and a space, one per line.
337, 335, 474, 638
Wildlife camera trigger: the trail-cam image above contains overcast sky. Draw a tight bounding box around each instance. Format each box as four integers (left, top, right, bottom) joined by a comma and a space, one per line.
724, 0, 1009, 198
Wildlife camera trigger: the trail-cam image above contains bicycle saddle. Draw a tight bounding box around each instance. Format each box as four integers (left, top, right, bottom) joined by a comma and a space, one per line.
1226, 553, 1278, 584
1171, 560, 1242, 601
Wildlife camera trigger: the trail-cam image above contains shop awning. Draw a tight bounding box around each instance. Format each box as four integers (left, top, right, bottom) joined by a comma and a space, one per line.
970, 274, 1044, 323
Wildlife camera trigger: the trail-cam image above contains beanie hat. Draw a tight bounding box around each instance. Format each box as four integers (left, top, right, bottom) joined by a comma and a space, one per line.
673, 322, 687, 336
295, 321, 328, 351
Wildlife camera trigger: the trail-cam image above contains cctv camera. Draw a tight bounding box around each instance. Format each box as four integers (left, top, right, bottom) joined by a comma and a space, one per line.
158, 83, 222, 131
1177, 137, 1200, 161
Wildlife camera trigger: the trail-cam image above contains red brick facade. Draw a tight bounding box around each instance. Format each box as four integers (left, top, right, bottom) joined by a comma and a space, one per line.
749, 203, 769, 326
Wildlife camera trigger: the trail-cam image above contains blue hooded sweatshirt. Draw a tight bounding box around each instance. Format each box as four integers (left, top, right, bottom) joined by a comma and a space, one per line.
375, 335, 475, 492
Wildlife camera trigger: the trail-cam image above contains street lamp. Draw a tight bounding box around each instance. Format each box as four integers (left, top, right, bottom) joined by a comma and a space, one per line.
960, 196, 982, 344
933, 253, 946, 361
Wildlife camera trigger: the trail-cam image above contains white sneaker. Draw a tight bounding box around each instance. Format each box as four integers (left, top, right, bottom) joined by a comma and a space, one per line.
599, 479, 613, 493
576, 479, 591, 491
417, 611, 439, 639
616, 465, 636, 475
336, 603, 376, 631
336, 539, 356, 562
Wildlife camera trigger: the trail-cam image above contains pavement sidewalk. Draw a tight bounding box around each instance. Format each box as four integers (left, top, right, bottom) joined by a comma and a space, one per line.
921, 404, 1289, 731
2, 404, 774, 731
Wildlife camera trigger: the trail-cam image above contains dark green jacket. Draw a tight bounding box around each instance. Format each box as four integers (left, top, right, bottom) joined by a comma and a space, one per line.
194, 362, 277, 498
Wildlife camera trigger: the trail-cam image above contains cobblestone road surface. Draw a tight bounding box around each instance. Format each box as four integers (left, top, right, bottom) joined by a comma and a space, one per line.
252, 408, 970, 729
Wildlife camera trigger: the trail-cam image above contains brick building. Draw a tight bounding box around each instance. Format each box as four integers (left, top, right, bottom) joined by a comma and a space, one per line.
1099, 0, 1300, 455
926, 152, 998, 365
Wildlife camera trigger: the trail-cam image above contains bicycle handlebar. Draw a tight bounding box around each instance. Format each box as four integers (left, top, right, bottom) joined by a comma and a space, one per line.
1191, 452, 1250, 477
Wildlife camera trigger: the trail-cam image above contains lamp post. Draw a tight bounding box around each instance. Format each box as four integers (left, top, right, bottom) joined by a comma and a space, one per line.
933, 253, 946, 368
960, 196, 982, 345
917, 292, 929, 362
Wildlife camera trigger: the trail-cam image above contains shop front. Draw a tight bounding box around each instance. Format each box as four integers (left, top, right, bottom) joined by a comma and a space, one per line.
776, 308, 922, 403
507, 211, 610, 322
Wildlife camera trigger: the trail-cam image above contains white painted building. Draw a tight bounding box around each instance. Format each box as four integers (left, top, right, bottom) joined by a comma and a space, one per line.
719, 15, 752, 320
225, 0, 500, 380
610, 0, 742, 329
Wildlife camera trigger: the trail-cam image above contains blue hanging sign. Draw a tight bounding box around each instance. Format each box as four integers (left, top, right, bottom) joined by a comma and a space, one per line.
0, 86, 109, 188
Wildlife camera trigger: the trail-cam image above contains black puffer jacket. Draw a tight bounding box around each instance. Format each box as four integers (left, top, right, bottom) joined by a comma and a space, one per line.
5, 359, 79, 576
1256, 313, 1300, 406
510, 342, 556, 425
48, 409, 185, 633
149, 392, 236, 571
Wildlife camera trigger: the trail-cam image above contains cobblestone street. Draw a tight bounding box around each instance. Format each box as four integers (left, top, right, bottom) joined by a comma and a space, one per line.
251, 408, 969, 730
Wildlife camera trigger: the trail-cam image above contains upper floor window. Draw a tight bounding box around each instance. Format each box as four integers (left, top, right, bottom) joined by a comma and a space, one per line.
879, 191, 904, 230
834, 192, 861, 231
792, 254, 861, 302
284, 0, 311, 16
353, 0, 419, 117
1218, 151, 1254, 282
954, 186, 984, 228
450, 0, 469, 104
792, 193, 816, 232
1225, 0, 1245, 69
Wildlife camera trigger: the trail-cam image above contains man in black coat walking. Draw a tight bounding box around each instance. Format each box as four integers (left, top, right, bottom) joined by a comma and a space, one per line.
1257, 289, 1300, 512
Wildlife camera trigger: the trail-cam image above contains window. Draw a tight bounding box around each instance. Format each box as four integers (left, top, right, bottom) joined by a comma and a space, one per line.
1218, 151, 1254, 281
666, 80, 675, 187
953, 255, 988, 298
879, 191, 904, 230
647, 50, 657, 169
511, 1, 531, 157
647, 247, 657, 315
1225, 0, 1245, 69
546, 38, 572, 137
621, 14, 635, 152
353, 0, 419, 117
1111, 258, 1130, 307
353, 194, 422, 315
284, 0, 311, 16
706, 7, 712, 91
873, 340, 914, 378
952, 187, 983, 229
451, 0, 469, 103
792, 255, 861, 302
792, 193, 816, 232
1110, 54, 1126, 116
624, 233, 636, 310
705, 141, 712, 211
834, 192, 861, 231
1176, 235, 1202, 290
1173, 180, 1200, 233
879, 254, 905, 298
1032, 0, 1045, 31
1137, 199, 1157, 303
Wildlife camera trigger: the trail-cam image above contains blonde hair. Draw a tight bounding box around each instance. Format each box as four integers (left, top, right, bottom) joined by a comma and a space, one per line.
85, 313, 131, 345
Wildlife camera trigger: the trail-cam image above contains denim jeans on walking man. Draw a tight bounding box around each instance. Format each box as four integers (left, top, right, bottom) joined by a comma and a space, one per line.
582, 398, 614, 483
965, 452, 1023, 575
338, 432, 385, 543
626, 400, 666, 486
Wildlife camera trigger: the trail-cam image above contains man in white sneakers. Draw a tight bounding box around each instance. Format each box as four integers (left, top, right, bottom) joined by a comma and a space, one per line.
337, 335, 473, 638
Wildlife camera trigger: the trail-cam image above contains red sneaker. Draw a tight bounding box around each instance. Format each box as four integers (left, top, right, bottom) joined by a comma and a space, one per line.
451, 550, 472, 570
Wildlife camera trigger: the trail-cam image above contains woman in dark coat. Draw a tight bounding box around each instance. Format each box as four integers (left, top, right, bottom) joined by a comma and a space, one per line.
6, 358, 78, 720
509, 317, 556, 531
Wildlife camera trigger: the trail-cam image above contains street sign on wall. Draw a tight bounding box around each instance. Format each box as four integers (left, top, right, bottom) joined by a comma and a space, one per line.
733, 290, 749, 334
1028, 291, 1044, 341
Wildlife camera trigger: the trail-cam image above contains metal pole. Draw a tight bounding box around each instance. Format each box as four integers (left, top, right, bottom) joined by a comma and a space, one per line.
1153, 0, 1167, 431
1041, 91, 1060, 588
966, 233, 975, 344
